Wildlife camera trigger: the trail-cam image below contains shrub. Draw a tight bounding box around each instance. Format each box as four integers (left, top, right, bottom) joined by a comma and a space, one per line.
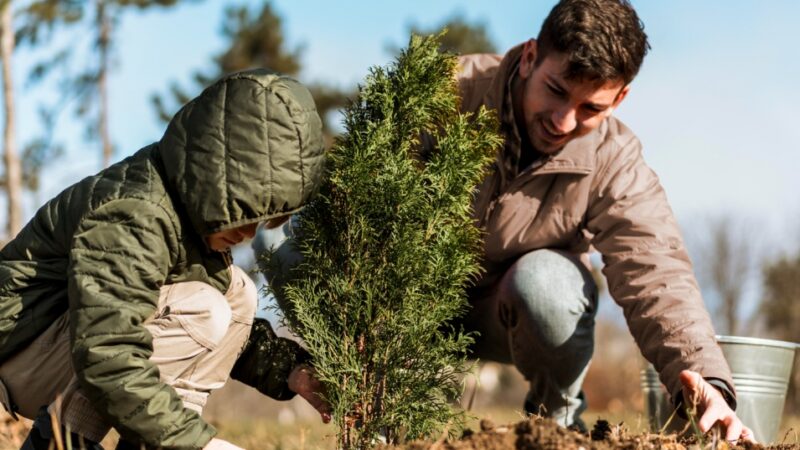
267, 33, 501, 449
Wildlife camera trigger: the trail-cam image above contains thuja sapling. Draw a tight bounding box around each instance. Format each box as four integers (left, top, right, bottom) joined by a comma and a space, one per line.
263, 33, 502, 449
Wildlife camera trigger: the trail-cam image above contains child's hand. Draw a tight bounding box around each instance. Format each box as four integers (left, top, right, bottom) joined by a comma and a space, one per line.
288, 364, 332, 423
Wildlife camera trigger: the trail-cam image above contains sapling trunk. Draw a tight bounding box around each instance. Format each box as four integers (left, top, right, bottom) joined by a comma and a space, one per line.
265, 33, 502, 449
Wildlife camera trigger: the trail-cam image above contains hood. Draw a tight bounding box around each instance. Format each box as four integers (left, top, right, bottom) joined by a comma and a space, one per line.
157, 69, 325, 237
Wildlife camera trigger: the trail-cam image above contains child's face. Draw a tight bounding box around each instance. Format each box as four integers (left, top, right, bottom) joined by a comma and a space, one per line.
264, 215, 290, 230
205, 223, 260, 251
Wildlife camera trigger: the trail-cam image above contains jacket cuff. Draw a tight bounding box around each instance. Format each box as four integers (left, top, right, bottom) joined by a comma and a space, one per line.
705, 377, 737, 410
230, 318, 311, 401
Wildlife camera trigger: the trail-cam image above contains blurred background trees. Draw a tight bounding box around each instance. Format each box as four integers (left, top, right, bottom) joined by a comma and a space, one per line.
150, 3, 351, 146
690, 215, 759, 336
1, 0, 189, 244
19, 0, 187, 170
386, 14, 497, 55
761, 253, 800, 414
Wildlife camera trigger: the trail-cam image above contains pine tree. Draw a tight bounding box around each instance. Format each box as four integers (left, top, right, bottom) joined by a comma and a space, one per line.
267, 33, 501, 448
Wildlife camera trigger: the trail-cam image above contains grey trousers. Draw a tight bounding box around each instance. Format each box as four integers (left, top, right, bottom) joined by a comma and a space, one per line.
255, 224, 598, 428
466, 249, 598, 428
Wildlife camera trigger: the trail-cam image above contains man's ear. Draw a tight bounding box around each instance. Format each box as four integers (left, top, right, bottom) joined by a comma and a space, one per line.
518, 39, 537, 80
612, 85, 631, 108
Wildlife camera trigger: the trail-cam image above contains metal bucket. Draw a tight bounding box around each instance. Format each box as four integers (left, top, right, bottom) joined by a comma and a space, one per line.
641, 335, 799, 443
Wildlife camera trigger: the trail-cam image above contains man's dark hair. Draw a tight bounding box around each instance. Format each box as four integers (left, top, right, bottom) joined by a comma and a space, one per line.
536, 0, 650, 85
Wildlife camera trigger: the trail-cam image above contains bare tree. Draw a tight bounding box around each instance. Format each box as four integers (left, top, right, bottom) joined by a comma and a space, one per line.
96, 0, 112, 167
19, 0, 185, 169
761, 252, 800, 413
1, 0, 22, 239
690, 215, 757, 336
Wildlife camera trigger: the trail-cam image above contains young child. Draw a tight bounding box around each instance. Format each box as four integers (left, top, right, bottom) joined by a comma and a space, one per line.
0, 69, 328, 450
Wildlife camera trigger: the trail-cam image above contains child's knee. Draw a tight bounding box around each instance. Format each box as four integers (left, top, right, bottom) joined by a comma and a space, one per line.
154, 282, 233, 349
227, 265, 258, 323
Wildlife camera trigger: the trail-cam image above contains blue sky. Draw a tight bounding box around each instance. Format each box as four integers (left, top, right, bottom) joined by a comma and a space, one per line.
7, 1, 800, 269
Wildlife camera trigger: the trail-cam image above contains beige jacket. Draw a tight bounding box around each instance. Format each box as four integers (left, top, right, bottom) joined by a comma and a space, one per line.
459, 45, 734, 402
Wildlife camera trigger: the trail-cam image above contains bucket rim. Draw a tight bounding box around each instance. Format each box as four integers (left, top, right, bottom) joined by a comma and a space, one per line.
716, 335, 800, 350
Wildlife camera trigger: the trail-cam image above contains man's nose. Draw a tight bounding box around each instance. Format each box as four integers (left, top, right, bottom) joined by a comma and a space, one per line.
551, 107, 577, 134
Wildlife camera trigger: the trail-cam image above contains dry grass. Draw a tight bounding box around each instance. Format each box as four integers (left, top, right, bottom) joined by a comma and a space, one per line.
212, 417, 336, 450
777, 416, 800, 447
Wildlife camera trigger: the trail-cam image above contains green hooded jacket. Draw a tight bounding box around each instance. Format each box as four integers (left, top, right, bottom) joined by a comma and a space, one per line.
0, 70, 324, 448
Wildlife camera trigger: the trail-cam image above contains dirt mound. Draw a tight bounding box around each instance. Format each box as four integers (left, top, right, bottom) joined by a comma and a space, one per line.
393, 417, 798, 450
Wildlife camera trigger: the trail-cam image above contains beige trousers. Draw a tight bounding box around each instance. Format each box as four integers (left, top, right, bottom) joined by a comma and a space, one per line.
0, 265, 257, 442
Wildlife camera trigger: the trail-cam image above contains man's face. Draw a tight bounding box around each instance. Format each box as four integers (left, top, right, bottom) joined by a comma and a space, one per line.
205, 222, 260, 251
517, 40, 630, 154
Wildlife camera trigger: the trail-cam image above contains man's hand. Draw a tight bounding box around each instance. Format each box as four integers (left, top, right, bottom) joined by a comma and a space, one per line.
203, 438, 245, 450
288, 364, 332, 423
679, 370, 755, 443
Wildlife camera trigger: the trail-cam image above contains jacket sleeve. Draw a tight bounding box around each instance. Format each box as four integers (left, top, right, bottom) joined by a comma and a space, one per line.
585, 137, 735, 404
68, 199, 215, 450
230, 317, 311, 400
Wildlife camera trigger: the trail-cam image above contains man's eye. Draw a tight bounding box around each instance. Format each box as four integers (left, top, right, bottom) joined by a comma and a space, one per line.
547, 84, 565, 97
585, 105, 604, 114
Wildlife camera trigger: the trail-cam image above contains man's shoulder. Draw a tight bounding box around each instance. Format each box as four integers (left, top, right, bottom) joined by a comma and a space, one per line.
457, 53, 504, 82
599, 115, 640, 151
456, 53, 504, 113
559, 116, 642, 177
583, 115, 649, 183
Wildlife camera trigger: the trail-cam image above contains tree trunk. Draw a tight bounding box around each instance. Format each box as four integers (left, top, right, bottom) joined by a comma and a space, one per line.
97, 0, 112, 168
1, 0, 22, 239
723, 291, 738, 336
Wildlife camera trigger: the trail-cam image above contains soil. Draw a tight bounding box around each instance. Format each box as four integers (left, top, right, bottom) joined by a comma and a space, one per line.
3, 410, 798, 450
391, 417, 800, 450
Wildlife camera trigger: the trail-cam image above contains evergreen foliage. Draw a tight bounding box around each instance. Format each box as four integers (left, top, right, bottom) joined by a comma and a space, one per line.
267, 33, 501, 448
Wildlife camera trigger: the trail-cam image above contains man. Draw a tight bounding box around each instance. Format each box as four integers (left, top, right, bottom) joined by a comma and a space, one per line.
0, 70, 329, 450
456, 0, 753, 442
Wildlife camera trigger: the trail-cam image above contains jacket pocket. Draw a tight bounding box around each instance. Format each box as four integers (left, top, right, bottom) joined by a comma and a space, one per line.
148, 282, 233, 351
